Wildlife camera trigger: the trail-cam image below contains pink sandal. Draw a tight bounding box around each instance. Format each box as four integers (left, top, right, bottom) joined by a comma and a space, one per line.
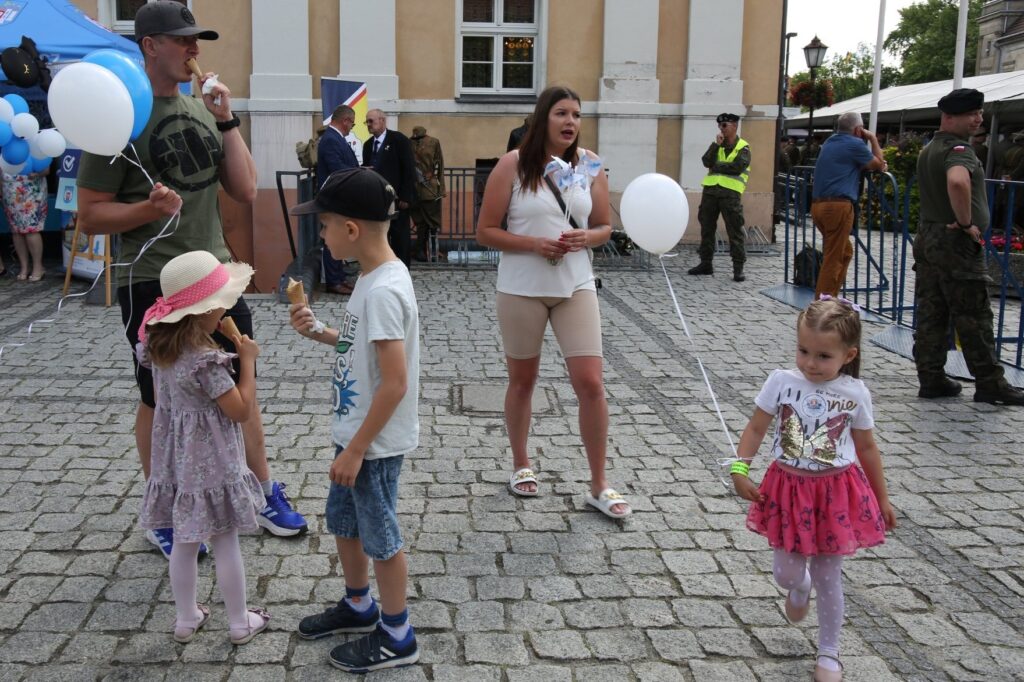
172, 603, 211, 643
230, 607, 271, 645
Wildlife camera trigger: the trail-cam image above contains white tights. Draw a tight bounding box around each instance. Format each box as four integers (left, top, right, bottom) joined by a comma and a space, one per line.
170, 531, 256, 637
772, 549, 845, 660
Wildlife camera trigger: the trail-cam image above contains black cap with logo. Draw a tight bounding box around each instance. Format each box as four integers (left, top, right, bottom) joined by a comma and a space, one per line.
291, 168, 398, 221
134, 1, 219, 41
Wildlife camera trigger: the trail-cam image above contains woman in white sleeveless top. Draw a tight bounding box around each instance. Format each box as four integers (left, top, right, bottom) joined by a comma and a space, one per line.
477, 86, 630, 518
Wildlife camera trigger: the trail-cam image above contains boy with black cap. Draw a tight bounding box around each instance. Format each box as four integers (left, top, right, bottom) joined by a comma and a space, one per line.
914, 88, 1024, 406
689, 112, 750, 281
288, 167, 421, 672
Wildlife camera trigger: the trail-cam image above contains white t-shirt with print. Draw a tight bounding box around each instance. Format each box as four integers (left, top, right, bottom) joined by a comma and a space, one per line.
754, 368, 874, 472
330, 260, 419, 459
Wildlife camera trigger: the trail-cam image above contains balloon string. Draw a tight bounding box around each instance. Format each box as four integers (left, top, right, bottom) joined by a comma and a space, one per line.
0, 145, 181, 365
657, 255, 738, 489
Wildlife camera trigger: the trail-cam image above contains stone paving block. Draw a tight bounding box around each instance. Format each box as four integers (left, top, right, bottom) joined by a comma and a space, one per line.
528, 629, 591, 660
892, 612, 971, 647
505, 664, 573, 682
696, 627, 757, 657
475, 576, 525, 601
0, 632, 68, 663
688, 660, 757, 682
646, 628, 703, 661
507, 601, 565, 631
464, 632, 530, 665
949, 611, 1024, 646
20, 602, 91, 632
454, 601, 505, 632
22, 664, 103, 682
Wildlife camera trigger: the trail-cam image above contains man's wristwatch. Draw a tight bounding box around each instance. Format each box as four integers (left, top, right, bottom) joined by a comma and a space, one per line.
216, 115, 240, 132
957, 220, 973, 230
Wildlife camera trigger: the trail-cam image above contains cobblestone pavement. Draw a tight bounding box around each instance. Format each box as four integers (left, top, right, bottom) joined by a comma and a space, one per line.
1, 252, 1022, 682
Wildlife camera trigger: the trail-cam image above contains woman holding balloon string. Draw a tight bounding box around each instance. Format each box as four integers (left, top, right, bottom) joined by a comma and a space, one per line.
477, 85, 630, 519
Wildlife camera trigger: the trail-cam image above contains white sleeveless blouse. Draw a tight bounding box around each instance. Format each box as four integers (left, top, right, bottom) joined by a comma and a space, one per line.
496, 149, 596, 298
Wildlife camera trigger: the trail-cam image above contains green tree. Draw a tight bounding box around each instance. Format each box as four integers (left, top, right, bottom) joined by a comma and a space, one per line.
884, 0, 982, 85
788, 43, 899, 106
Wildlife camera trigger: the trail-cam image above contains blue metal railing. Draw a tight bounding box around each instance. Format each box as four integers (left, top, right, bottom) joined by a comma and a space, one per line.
779, 169, 1024, 371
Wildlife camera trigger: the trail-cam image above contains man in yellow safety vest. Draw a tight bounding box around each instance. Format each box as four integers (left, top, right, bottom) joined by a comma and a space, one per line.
689, 112, 751, 282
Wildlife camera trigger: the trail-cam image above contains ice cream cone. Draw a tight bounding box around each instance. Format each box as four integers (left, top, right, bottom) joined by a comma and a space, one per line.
286, 277, 306, 305
186, 58, 203, 79
219, 316, 240, 340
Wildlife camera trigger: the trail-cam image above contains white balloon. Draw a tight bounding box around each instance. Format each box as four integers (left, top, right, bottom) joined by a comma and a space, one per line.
11, 112, 39, 139
620, 173, 690, 255
35, 129, 67, 158
28, 133, 43, 159
0, 157, 25, 175
47, 62, 134, 157
0, 98, 12, 124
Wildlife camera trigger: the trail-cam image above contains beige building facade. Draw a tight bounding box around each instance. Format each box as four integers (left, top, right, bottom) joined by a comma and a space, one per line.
977, 0, 1024, 75
72, 0, 784, 292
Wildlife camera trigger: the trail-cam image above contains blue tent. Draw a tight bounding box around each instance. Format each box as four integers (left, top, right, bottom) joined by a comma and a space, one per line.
0, 0, 141, 65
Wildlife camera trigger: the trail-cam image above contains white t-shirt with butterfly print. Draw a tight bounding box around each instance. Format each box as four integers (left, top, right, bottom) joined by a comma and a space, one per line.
754, 369, 875, 472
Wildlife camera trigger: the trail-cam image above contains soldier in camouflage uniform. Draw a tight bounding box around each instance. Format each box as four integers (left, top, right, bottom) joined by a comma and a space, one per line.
410, 126, 446, 262
689, 112, 750, 282
914, 88, 1024, 405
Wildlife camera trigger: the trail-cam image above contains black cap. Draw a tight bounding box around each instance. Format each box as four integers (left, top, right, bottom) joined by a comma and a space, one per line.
937, 88, 983, 115
291, 168, 398, 221
717, 112, 740, 124
135, 1, 219, 41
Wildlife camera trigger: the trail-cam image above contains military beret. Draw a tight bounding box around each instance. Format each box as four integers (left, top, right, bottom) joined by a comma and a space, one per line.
716, 112, 740, 124
937, 88, 983, 115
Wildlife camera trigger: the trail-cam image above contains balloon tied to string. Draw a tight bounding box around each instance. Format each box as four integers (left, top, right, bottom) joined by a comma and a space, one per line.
619, 173, 740, 489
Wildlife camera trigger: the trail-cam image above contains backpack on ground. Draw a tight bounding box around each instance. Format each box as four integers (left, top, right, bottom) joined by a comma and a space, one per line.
793, 243, 823, 288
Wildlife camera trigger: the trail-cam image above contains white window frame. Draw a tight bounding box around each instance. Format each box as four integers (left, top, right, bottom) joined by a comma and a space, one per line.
455, 0, 547, 97
99, 0, 193, 35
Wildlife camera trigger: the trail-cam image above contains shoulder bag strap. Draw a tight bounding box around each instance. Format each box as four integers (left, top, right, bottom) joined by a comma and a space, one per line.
543, 175, 581, 230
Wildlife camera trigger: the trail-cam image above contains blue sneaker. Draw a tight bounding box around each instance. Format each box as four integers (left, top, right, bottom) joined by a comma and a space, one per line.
328, 624, 419, 673
297, 598, 380, 639
257, 482, 308, 537
145, 528, 208, 560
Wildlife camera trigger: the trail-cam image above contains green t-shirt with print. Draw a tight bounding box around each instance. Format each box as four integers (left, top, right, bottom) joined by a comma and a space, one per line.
77, 95, 228, 285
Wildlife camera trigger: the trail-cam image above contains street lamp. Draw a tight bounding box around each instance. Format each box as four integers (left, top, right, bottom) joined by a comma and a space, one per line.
783, 32, 798, 107
803, 35, 828, 153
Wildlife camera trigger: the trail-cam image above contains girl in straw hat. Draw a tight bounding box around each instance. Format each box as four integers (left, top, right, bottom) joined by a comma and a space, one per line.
136, 250, 270, 645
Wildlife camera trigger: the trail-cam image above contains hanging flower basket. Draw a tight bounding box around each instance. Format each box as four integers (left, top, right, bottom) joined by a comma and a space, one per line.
789, 80, 835, 110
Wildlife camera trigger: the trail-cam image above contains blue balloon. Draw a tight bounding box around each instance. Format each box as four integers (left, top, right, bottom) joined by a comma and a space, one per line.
28, 155, 51, 173
3, 94, 29, 116
0, 121, 11, 147
2, 137, 29, 165
82, 49, 153, 141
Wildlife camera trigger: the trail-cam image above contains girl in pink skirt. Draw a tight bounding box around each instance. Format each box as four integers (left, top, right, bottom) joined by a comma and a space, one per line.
731, 297, 897, 682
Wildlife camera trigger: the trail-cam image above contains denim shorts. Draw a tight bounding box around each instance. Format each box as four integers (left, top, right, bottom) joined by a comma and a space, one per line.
325, 447, 405, 561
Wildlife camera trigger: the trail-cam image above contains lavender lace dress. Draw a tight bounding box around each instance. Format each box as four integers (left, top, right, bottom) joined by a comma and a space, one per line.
138, 346, 263, 543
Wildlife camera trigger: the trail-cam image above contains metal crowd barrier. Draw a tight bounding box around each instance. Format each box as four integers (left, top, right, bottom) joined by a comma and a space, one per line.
777, 167, 1024, 372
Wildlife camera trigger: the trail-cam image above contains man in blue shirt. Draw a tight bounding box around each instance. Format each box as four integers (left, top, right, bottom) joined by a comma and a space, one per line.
810, 112, 886, 298
318, 105, 360, 294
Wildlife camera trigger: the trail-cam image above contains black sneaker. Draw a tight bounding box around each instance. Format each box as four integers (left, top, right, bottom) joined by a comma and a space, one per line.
328, 624, 419, 673
918, 378, 963, 399
974, 384, 1024, 406
297, 599, 380, 639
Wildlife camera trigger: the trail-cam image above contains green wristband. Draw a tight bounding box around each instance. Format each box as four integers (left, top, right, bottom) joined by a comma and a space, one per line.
730, 461, 750, 477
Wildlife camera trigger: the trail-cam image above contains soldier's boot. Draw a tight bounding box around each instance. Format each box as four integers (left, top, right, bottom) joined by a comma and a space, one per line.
917, 377, 962, 399
732, 263, 745, 282
974, 380, 1024, 406
688, 261, 714, 276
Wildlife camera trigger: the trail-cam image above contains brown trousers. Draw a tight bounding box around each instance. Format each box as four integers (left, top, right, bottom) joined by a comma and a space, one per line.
811, 199, 855, 298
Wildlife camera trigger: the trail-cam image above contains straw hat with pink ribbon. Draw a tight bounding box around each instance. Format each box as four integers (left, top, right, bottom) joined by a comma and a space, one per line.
138, 251, 253, 342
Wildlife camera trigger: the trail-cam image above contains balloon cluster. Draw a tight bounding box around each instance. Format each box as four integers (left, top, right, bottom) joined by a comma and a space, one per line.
0, 94, 65, 176
47, 50, 153, 157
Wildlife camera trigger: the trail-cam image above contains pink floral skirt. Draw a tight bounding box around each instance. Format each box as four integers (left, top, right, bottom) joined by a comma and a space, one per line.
746, 461, 886, 556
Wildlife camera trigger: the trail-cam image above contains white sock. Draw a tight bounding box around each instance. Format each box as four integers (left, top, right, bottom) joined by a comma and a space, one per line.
345, 595, 374, 613
260, 479, 275, 496
381, 620, 410, 641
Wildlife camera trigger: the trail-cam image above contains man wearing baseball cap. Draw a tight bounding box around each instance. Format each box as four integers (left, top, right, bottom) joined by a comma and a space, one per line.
77, 1, 309, 556
289, 168, 422, 673
914, 88, 1024, 405
689, 112, 751, 282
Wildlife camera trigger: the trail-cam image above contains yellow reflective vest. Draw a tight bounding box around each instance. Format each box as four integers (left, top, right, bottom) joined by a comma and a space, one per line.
701, 138, 749, 194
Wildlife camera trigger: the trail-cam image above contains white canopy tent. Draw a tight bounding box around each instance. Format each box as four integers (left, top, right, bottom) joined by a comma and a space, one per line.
785, 71, 1024, 130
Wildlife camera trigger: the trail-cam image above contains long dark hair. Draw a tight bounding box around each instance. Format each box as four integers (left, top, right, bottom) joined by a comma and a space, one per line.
517, 85, 581, 192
